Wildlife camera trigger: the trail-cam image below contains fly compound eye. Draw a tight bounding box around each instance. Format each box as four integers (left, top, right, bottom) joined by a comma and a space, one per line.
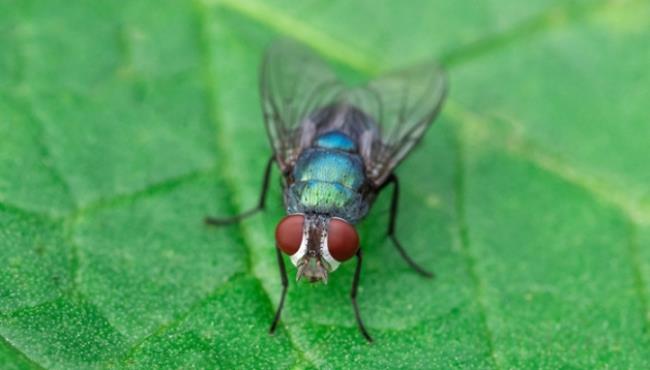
275, 215, 304, 255
327, 218, 359, 261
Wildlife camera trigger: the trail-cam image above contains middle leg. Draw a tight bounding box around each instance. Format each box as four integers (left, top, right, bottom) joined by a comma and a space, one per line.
382, 174, 434, 278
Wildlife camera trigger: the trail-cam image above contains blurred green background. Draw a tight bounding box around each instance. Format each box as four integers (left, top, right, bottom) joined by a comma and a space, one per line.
1, 0, 649, 368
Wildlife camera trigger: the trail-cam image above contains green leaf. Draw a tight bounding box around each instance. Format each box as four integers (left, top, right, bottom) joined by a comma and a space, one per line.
1, 0, 649, 368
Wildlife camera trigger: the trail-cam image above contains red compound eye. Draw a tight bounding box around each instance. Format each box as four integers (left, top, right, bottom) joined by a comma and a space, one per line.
275, 215, 304, 255
327, 218, 359, 261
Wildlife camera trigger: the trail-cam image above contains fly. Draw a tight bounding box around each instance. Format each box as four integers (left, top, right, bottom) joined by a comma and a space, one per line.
205, 41, 447, 342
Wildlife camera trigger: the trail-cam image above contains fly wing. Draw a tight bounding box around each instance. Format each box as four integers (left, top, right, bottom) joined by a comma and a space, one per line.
260, 40, 344, 173
345, 63, 448, 187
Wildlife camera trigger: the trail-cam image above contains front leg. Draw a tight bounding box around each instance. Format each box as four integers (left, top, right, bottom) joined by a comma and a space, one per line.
204, 156, 275, 226
380, 174, 434, 278
351, 249, 373, 342
269, 246, 289, 334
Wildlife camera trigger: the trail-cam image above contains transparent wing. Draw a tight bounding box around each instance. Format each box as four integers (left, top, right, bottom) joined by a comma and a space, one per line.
345, 63, 448, 186
260, 40, 343, 172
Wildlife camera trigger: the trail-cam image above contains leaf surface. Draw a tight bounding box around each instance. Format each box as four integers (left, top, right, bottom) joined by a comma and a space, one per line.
1, 0, 648, 368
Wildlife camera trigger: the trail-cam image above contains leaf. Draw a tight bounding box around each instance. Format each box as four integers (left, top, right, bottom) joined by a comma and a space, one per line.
1, 0, 649, 369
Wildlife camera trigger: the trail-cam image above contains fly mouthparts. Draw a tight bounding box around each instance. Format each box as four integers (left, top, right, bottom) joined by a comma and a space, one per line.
295, 258, 329, 284
296, 262, 307, 282
321, 270, 329, 285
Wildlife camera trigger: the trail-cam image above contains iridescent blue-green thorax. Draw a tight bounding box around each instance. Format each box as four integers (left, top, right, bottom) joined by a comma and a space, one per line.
285, 131, 369, 223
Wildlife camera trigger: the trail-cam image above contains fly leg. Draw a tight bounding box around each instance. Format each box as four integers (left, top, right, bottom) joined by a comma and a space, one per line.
381, 174, 434, 278
270, 246, 288, 334
351, 249, 373, 342
204, 156, 275, 226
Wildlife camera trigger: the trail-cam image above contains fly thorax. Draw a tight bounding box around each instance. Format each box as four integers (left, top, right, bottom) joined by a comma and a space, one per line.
285, 182, 368, 223
285, 147, 369, 222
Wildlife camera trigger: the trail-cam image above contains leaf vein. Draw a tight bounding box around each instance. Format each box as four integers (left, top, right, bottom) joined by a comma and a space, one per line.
0, 334, 46, 370
192, 1, 315, 367
213, 0, 381, 73
625, 223, 650, 336
117, 272, 246, 365
447, 100, 650, 341
452, 122, 502, 369
68, 165, 217, 221
0, 201, 56, 221
445, 101, 650, 226
27, 102, 78, 210
441, 0, 613, 67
